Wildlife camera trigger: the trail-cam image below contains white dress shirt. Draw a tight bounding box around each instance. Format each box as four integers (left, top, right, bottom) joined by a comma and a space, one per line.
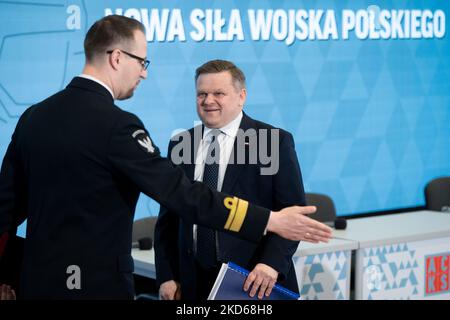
79, 74, 114, 99
194, 111, 243, 191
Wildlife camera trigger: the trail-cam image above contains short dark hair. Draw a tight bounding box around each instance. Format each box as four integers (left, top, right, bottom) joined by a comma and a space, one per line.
84, 15, 146, 62
195, 60, 246, 90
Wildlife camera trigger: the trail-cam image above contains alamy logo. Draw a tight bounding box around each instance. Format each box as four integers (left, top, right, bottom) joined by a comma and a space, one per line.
169, 125, 280, 175
425, 252, 450, 296
66, 265, 81, 290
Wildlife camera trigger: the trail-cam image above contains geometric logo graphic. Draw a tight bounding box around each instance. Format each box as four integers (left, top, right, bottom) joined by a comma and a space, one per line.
365, 265, 382, 291
363, 243, 420, 300
425, 252, 450, 296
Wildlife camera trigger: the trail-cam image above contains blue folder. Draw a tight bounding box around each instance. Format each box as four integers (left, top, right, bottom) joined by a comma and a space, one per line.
208, 262, 300, 300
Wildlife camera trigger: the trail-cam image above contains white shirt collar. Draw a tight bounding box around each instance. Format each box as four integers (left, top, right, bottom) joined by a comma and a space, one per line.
79, 74, 114, 99
203, 111, 243, 140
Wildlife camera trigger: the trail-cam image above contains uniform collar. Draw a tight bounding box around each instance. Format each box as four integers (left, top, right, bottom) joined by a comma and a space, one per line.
79, 74, 114, 99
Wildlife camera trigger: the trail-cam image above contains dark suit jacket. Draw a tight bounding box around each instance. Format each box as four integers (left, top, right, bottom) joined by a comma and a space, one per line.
155, 113, 305, 299
0, 232, 24, 294
0, 77, 270, 299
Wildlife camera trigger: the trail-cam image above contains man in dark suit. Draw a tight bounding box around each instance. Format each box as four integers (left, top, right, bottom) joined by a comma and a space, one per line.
0, 232, 23, 299
155, 60, 323, 300
0, 16, 331, 300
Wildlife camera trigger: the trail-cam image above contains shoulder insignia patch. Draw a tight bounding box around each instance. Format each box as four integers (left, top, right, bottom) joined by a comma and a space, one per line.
132, 129, 155, 153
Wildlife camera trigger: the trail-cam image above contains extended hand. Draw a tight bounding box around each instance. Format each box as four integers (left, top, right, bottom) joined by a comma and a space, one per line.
267, 206, 333, 242
243, 263, 278, 299
159, 280, 181, 300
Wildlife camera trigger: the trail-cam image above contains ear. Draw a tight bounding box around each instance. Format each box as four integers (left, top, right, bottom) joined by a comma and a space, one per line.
108, 49, 121, 71
239, 88, 247, 108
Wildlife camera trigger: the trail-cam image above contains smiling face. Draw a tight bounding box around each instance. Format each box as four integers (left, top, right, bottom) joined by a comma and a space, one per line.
196, 71, 247, 129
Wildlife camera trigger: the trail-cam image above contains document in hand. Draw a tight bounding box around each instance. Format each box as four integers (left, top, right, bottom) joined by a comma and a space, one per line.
208, 262, 300, 300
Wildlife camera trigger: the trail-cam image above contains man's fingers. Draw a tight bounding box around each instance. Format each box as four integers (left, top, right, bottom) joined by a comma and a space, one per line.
305, 227, 332, 242
243, 273, 256, 292
167, 293, 175, 300
249, 277, 263, 298
306, 218, 333, 233
160, 289, 174, 300
265, 280, 277, 297
306, 221, 333, 237
258, 278, 270, 299
318, 224, 333, 234
159, 281, 180, 300
305, 234, 321, 243
310, 228, 333, 240
159, 293, 168, 300
296, 206, 317, 215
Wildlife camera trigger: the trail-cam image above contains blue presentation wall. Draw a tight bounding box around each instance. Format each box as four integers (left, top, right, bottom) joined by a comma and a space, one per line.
0, 1, 449, 237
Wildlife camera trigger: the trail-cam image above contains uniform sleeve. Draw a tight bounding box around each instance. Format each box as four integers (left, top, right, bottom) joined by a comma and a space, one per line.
257, 131, 303, 280
0, 116, 28, 236
154, 204, 180, 286
107, 112, 270, 243
154, 140, 181, 286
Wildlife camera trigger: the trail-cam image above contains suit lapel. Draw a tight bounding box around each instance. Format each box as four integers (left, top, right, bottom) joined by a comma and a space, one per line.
221, 113, 257, 193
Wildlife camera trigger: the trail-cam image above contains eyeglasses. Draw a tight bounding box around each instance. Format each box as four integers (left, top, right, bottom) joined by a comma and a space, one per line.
106, 49, 150, 70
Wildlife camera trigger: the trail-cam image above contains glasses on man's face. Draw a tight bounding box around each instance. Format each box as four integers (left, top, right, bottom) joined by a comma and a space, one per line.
106, 49, 150, 70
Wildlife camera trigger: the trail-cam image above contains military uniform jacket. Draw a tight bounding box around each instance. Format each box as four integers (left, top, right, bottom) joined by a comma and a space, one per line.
0, 77, 269, 299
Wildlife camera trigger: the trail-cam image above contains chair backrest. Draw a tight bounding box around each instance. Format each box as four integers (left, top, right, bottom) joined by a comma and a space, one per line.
425, 177, 450, 212
132, 217, 157, 243
305, 193, 337, 222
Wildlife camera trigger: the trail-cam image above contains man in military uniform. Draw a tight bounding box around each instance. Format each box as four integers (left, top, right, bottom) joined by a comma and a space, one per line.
0, 15, 332, 299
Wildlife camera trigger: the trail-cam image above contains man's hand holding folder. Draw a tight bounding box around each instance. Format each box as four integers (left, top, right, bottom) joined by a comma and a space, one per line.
243, 263, 279, 299
209, 262, 301, 300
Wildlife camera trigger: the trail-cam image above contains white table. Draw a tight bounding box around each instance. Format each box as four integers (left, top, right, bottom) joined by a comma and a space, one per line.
334, 210, 450, 300
132, 249, 155, 279
132, 238, 358, 300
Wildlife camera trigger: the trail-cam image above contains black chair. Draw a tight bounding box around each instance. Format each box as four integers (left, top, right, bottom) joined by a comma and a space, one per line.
305, 193, 337, 223
425, 177, 450, 212
132, 217, 158, 300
